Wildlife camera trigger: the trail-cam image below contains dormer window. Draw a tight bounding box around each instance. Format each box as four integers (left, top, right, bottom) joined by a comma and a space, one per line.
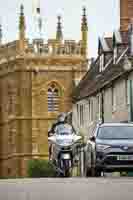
112, 31, 122, 64
113, 46, 117, 64
100, 54, 104, 72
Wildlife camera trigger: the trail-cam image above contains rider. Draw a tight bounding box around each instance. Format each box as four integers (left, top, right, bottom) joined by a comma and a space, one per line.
48, 113, 67, 136
48, 113, 67, 160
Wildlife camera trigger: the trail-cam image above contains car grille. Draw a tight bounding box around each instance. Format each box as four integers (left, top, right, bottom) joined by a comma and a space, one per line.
104, 155, 133, 165
108, 152, 133, 155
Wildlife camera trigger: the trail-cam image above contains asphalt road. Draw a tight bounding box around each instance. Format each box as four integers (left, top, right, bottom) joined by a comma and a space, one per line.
0, 178, 133, 200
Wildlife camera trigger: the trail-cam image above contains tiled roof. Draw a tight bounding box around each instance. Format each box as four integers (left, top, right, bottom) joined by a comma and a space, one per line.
73, 30, 130, 102
73, 58, 131, 101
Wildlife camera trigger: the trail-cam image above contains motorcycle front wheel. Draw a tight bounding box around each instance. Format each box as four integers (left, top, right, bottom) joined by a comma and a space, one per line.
63, 159, 72, 177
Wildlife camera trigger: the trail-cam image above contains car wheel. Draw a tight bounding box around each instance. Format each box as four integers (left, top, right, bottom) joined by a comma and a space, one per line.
86, 168, 92, 177
94, 168, 101, 177
87, 155, 101, 177
86, 167, 101, 177
85, 151, 93, 177
86, 152, 97, 177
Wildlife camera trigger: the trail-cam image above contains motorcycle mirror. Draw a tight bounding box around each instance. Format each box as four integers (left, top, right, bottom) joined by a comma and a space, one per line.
89, 136, 96, 142
48, 137, 56, 143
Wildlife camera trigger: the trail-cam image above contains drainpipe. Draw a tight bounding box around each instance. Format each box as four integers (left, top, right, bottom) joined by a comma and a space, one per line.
130, 80, 133, 121
101, 91, 104, 123
80, 143, 85, 177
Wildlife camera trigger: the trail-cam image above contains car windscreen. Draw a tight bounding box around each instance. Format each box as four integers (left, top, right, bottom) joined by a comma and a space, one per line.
97, 126, 133, 139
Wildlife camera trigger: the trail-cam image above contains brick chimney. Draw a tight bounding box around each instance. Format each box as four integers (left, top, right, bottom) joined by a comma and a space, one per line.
120, 0, 133, 31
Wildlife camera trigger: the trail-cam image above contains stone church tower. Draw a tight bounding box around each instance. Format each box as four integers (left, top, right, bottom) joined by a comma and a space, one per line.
0, 5, 88, 177
120, 0, 133, 31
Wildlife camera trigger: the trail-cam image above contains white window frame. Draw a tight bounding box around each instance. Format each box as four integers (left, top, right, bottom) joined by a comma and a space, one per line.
88, 99, 91, 122
79, 105, 81, 126
97, 94, 101, 121
77, 103, 83, 127
88, 98, 94, 122
112, 85, 117, 112
79, 104, 84, 126
76, 104, 80, 127
125, 79, 129, 106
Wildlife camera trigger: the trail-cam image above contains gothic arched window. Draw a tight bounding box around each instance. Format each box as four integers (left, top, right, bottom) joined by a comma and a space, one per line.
47, 84, 60, 112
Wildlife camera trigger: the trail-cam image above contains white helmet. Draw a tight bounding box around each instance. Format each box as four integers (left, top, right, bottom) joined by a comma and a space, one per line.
57, 113, 66, 122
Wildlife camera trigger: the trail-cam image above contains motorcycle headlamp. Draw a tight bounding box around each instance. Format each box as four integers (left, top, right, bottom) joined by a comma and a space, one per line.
56, 139, 73, 147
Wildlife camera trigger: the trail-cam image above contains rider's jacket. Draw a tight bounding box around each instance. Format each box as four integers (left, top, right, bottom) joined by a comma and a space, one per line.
48, 121, 65, 137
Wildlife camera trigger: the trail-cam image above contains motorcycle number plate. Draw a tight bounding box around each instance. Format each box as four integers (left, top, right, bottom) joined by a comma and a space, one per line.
62, 154, 70, 159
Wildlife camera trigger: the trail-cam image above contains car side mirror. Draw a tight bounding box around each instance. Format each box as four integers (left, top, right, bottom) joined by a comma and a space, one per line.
89, 136, 96, 142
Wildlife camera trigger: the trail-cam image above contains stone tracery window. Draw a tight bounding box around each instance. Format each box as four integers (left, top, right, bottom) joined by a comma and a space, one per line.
47, 84, 60, 112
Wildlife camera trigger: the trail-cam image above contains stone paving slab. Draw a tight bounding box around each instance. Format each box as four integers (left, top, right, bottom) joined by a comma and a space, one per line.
0, 178, 133, 200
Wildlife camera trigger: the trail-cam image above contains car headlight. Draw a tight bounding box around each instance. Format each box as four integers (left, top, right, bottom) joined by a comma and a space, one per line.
96, 144, 111, 151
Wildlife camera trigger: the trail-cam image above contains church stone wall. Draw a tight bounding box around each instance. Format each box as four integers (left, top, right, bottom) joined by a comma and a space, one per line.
0, 4, 88, 177
0, 53, 87, 177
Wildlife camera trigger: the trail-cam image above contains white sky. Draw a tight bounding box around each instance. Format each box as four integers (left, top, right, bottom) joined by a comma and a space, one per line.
0, 0, 119, 57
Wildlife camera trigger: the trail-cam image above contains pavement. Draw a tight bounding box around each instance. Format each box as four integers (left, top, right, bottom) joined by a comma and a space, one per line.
0, 178, 133, 200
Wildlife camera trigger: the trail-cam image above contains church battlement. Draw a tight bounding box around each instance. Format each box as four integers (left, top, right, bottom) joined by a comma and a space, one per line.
0, 38, 84, 63
0, 5, 88, 62
27, 38, 83, 57
0, 40, 20, 61
0, 38, 86, 77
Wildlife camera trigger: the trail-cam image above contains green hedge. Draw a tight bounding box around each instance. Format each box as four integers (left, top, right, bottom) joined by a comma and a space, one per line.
27, 159, 57, 178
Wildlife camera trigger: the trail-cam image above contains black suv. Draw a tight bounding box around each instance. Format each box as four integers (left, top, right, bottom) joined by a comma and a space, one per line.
85, 123, 133, 177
